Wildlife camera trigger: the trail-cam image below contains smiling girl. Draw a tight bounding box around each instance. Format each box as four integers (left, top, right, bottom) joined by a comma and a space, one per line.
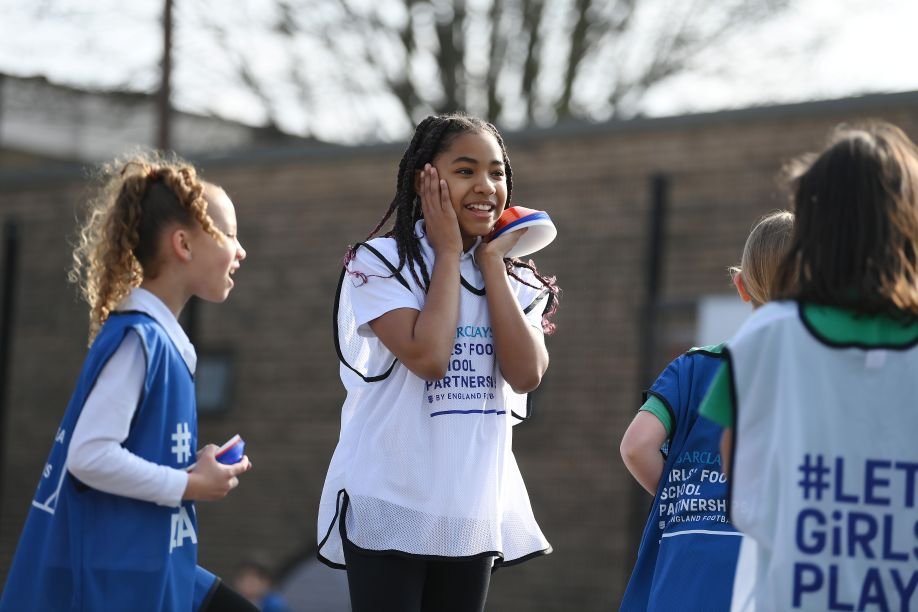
318, 113, 560, 612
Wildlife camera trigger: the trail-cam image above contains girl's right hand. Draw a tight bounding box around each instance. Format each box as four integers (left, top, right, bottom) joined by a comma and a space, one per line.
418, 164, 463, 256
183, 444, 252, 501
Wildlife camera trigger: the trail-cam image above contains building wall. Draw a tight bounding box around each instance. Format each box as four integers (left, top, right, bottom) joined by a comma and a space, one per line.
1, 93, 917, 611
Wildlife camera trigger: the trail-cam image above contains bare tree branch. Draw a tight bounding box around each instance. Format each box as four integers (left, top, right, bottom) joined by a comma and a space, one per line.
518, 0, 545, 122
484, 0, 506, 121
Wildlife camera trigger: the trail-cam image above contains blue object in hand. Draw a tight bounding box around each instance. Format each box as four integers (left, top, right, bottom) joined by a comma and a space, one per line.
215, 434, 245, 465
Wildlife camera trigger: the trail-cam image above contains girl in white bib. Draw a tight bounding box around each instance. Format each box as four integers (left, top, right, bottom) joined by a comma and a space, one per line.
701, 121, 918, 611
317, 113, 560, 612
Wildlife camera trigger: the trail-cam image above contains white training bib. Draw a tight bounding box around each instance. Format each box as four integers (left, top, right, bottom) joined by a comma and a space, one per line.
728, 301, 918, 612
319, 221, 551, 568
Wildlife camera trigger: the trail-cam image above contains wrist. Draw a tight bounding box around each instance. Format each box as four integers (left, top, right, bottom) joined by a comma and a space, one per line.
476, 249, 506, 271
433, 244, 463, 259
182, 471, 199, 500
432, 250, 463, 268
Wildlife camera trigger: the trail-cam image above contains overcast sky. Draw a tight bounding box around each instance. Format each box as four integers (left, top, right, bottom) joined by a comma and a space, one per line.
1, 0, 916, 142
641, 0, 918, 116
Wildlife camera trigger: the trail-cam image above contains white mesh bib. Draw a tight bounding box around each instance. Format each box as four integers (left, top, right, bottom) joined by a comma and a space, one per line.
728, 302, 918, 612
318, 223, 551, 568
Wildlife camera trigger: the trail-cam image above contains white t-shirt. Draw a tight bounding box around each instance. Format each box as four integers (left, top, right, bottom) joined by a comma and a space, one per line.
318, 221, 552, 567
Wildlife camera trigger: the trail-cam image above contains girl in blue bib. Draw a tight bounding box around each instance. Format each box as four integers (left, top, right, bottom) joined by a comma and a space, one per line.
0, 154, 255, 611
620, 211, 794, 611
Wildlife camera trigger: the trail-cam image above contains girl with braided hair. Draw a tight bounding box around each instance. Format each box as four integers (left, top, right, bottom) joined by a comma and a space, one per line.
318, 113, 559, 611
0, 153, 256, 611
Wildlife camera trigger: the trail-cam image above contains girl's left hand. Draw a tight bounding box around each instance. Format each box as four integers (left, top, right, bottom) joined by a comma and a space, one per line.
476, 226, 527, 265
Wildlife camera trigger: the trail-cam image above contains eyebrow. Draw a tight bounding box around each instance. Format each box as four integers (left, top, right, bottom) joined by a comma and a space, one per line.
450, 155, 504, 166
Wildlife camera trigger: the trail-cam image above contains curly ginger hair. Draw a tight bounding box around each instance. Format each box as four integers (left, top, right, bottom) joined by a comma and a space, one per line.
69, 152, 221, 343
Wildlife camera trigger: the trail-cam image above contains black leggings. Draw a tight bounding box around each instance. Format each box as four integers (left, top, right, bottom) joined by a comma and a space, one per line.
344, 545, 493, 612
200, 579, 260, 612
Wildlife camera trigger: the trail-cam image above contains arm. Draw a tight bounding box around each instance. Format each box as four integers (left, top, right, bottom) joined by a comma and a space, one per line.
620, 411, 668, 495
720, 428, 733, 477
369, 165, 464, 380
67, 331, 250, 506
699, 362, 734, 476
68, 332, 189, 507
475, 232, 549, 393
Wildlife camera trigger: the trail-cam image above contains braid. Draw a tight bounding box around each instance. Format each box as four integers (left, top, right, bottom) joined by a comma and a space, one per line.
348, 115, 453, 291
71, 152, 219, 344
394, 119, 454, 290
506, 260, 561, 334
354, 116, 440, 247
486, 121, 562, 333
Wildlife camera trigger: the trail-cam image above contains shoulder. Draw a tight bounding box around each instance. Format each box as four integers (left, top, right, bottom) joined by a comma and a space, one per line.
730, 300, 798, 346
113, 312, 165, 338
347, 238, 410, 283
353, 237, 399, 266
741, 300, 797, 331
84, 315, 155, 376
663, 344, 725, 374
686, 342, 727, 357
96, 312, 158, 344
101, 313, 181, 365
653, 345, 725, 395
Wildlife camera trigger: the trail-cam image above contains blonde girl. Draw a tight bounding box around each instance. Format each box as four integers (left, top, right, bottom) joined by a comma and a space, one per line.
620, 210, 794, 611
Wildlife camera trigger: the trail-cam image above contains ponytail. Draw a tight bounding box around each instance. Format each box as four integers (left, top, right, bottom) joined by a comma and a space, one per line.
70, 153, 217, 343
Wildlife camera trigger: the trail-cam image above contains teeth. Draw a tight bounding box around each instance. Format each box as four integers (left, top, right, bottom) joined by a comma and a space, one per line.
467, 203, 492, 211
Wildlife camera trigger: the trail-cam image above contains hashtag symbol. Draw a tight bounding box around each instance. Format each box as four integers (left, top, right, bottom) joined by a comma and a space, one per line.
171, 422, 192, 463
797, 453, 831, 500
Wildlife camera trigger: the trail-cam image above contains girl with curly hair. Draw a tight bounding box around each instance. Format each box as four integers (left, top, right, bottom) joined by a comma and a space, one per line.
0, 153, 255, 611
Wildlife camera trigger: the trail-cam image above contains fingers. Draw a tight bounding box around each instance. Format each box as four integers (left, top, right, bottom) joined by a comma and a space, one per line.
419, 164, 438, 216
483, 226, 527, 258
228, 456, 252, 475
223, 458, 250, 495
198, 444, 218, 458
420, 165, 451, 213
437, 175, 451, 211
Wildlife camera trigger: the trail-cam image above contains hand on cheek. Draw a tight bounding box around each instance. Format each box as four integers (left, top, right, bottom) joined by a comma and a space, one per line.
419, 164, 462, 256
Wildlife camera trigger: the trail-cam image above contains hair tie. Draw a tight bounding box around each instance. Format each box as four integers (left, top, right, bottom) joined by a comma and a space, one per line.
120, 160, 147, 177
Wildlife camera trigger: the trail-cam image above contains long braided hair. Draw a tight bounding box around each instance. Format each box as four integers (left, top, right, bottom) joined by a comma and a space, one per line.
70, 152, 221, 343
348, 112, 560, 333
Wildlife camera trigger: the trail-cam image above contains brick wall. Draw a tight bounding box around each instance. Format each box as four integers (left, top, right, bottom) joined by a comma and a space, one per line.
2, 94, 917, 611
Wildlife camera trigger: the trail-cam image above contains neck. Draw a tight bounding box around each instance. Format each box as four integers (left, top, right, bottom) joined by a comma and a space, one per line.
139, 278, 189, 319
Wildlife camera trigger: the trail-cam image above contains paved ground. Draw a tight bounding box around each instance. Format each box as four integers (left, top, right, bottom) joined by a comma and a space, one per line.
279, 557, 351, 611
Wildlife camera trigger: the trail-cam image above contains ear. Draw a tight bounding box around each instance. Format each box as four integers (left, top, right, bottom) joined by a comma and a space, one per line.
170, 227, 194, 263
733, 272, 752, 303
